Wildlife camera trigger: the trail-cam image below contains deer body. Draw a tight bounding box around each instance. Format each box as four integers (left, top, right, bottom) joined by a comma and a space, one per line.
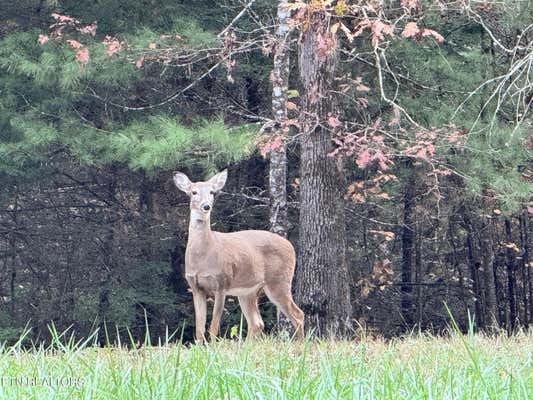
174, 170, 304, 342
186, 229, 295, 296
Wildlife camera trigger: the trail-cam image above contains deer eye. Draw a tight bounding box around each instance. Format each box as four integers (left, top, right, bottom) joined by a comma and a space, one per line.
210, 191, 214, 195
191, 191, 198, 195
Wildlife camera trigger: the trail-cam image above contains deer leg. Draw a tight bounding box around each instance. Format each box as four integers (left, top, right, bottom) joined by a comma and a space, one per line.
192, 290, 207, 343
264, 284, 305, 340
208, 291, 226, 340
238, 294, 264, 340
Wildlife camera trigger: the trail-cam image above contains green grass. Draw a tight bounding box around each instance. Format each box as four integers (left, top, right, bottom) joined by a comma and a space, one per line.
0, 329, 531, 399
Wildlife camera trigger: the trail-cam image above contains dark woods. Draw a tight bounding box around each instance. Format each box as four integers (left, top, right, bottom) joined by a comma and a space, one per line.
1, 153, 530, 343
0, 1, 531, 343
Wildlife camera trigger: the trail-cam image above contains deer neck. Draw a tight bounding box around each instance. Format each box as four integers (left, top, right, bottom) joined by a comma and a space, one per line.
188, 210, 215, 248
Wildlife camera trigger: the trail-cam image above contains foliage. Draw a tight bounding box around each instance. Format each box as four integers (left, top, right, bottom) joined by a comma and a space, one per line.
0, 19, 255, 176
106, 117, 255, 172
0, 0, 531, 344
324, 1, 532, 211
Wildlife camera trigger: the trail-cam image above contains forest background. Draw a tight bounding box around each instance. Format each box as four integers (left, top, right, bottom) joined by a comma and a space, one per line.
0, 0, 531, 343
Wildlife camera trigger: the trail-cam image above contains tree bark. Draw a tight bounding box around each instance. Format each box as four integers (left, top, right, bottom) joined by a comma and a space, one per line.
464, 213, 483, 328
481, 217, 498, 330
98, 165, 117, 344
269, 0, 292, 332
8, 190, 19, 318
449, 220, 469, 322
415, 228, 423, 327
504, 218, 517, 332
294, 8, 352, 336
519, 211, 530, 327
269, 0, 291, 238
400, 162, 416, 327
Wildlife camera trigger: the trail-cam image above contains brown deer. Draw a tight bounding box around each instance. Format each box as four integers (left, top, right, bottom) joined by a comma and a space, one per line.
173, 170, 304, 342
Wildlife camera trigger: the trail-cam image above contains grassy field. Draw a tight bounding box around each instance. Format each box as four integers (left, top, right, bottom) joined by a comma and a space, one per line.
0, 329, 531, 400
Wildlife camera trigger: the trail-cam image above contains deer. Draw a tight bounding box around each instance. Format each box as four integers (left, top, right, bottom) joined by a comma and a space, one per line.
173, 169, 304, 343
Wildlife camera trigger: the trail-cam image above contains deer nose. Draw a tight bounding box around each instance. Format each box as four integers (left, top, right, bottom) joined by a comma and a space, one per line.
201, 203, 211, 212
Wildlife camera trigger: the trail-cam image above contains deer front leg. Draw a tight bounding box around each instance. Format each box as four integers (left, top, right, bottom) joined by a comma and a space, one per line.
208, 291, 226, 340
192, 290, 207, 343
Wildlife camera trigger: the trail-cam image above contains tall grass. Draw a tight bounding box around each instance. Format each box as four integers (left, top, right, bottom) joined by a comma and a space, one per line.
0, 325, 531, 399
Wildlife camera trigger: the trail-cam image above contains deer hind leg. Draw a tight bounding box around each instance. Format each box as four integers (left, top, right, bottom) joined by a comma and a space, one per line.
192, 290, 207, 344
238, 294, 264, 340
208, 291, 226, 340
264, 283, 305, 340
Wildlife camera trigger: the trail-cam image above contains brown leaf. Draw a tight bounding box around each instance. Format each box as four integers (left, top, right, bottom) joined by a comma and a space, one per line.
356, 148, 371, 169
422, 29, 444, 42
327, 115, 341, 128
402, 22, 419, 38
75, 48, 89, 64
38, 34, 49, 44
67, 39, 83, 49
286, 101, 298, 111
350, 192, 366, 203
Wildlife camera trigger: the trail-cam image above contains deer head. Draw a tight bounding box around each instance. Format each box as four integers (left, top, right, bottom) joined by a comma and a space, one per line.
173, 170, 227, 222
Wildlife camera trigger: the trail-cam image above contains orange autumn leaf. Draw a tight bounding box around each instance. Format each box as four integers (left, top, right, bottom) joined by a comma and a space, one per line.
75, 48, 89, 63
38, 34, 49, 44
402, 22, 419, 38
66, 39, 83, 49
421, 29, 444, 42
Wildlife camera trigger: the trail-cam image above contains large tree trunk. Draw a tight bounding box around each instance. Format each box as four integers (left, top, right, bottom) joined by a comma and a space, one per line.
269, 0, 291, 331
269, 0, 291, 238
294, 8, 352, 336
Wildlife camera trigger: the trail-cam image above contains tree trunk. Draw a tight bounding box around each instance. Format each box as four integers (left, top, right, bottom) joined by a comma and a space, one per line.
464, 213, 483, 328
504, 218, 517, 332
519, 211, 530, 327
269, 0, 291, 238
98, 165, 118, 345
449, 220, 469, 322
400, 162, 416, 327
269, 0, 292, 332
8, 190, 19, 318
494, 249, 507, 330
415, 228, 423, 327
295, 8, 352, 336
481, 217, 498, 330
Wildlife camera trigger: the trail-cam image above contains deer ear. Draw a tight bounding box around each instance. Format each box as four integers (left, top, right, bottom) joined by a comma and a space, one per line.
209, 170, 227, 192
173, 172, 191, 193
